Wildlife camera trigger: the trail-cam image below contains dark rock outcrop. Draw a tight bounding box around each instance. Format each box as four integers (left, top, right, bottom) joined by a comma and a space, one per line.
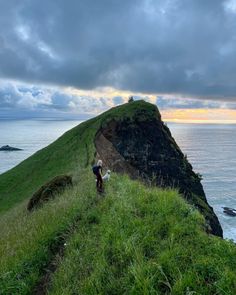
95, 102, 223, 237
223, 207, 236, 217
27, 175, 72, 211
0, 145, 22, 151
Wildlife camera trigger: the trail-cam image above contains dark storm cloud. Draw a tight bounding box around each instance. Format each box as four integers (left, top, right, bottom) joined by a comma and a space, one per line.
1, 0, 236, 100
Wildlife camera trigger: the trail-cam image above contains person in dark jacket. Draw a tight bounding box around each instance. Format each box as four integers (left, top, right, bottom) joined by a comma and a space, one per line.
92, 160, 103, 192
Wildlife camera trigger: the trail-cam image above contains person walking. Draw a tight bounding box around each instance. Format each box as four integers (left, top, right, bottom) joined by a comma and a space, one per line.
92, 160, 103, 192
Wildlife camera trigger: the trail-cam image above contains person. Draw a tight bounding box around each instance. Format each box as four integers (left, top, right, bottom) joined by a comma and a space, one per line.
92, 160, 103, 192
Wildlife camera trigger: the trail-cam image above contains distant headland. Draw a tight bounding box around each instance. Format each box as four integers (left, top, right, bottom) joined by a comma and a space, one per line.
0, 145, 22, 151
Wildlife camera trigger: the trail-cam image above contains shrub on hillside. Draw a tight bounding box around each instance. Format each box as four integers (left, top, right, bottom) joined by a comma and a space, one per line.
27, 175, 72, 211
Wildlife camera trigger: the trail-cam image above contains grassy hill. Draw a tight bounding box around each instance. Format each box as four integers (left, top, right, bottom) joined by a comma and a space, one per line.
0, 101, 236, 294
0, 101, 156, 213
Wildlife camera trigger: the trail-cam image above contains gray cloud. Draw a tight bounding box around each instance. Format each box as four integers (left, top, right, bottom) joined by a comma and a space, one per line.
0, 82, 112, 119
0, 0, 236, 102
1, 81, 236, 120
156, 96, 221, 110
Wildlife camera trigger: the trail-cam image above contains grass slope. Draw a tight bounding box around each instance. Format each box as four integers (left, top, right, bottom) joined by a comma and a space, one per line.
48, 175, 236, 295
0, 101, 236, 294
1, 172, 236, 294
0, 100, 156, 213
0, 171, 95, 294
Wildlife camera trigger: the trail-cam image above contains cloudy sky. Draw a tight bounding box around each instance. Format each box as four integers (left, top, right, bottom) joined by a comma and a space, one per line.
1, 0, 236, 122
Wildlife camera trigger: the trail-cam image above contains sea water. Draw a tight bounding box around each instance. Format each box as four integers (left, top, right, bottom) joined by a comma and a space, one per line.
0, 120, 80, 174
0, 120, 235, 241
168, 123, 236, 241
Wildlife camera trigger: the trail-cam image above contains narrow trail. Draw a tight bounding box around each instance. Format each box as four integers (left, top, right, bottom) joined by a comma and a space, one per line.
33, 235, 67, 295
32, 194, 102, 295
32, 213, 81, 295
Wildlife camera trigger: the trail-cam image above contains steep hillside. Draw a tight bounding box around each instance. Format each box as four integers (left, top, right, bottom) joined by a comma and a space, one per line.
0, 101, 154, 213
0, 100, 222, 237
1, 172, 236, 295
1, 100, 236, 295
48, 175, 236, 295
95, 104, 222, 236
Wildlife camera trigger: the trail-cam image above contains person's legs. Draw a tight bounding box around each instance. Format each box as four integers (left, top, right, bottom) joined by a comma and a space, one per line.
97, 174, 103, 191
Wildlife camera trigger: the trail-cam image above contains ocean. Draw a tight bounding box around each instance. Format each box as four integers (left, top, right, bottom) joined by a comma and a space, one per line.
0, 120, 81, 174
169, 123, 236, 242
0, 120, 235, 241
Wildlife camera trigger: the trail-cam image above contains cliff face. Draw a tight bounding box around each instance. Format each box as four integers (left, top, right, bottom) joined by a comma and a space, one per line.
95, 102, 223, 237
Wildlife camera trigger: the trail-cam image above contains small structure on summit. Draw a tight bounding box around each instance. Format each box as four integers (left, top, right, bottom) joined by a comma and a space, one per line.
128, 96, 134, 103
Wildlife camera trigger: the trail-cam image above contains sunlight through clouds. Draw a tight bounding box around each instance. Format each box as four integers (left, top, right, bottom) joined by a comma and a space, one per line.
1, 0, 236, 121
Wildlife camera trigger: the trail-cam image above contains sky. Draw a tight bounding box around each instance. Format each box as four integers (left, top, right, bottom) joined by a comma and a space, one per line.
1, 0, 236, 122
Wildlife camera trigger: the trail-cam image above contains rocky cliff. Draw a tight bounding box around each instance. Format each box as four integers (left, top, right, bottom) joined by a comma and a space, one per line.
95, 101, 223, 237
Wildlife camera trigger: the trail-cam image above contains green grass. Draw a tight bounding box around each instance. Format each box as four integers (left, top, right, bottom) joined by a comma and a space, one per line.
47, 174, 236, 295
1, 172, 236, 294
0, 170, 96, 294
1, 100, 236, 294
0, 100, 157, 213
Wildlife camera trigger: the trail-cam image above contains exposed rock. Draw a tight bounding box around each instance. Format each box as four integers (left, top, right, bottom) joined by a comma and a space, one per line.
27, 175, 72, 211
95, 132, 138, 178
0, 145, 22, 151
223, 206, 236, 211
223, 207, 236, 217
223, 210, 236, 217
95, 103, 223, 237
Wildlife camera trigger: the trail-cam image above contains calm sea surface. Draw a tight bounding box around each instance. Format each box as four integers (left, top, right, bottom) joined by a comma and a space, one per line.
0, 120, 81, 174
168, 123, 236, 241
0, 120, 235, 241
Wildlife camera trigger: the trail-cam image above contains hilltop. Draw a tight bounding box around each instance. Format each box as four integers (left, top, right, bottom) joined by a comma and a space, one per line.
0, 100, 236, 295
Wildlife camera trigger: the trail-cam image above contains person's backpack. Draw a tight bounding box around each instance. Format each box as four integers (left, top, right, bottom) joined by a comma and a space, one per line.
92, 165, 99, 175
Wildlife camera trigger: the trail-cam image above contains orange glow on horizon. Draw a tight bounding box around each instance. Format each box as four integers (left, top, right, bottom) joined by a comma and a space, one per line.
162, 108, 236, 124
63, 86, 236, 123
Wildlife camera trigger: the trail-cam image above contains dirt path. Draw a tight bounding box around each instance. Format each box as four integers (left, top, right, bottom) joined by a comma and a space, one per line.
32, 196, 100, 295
33, 236, 66, 295
32, 214, 81, 295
